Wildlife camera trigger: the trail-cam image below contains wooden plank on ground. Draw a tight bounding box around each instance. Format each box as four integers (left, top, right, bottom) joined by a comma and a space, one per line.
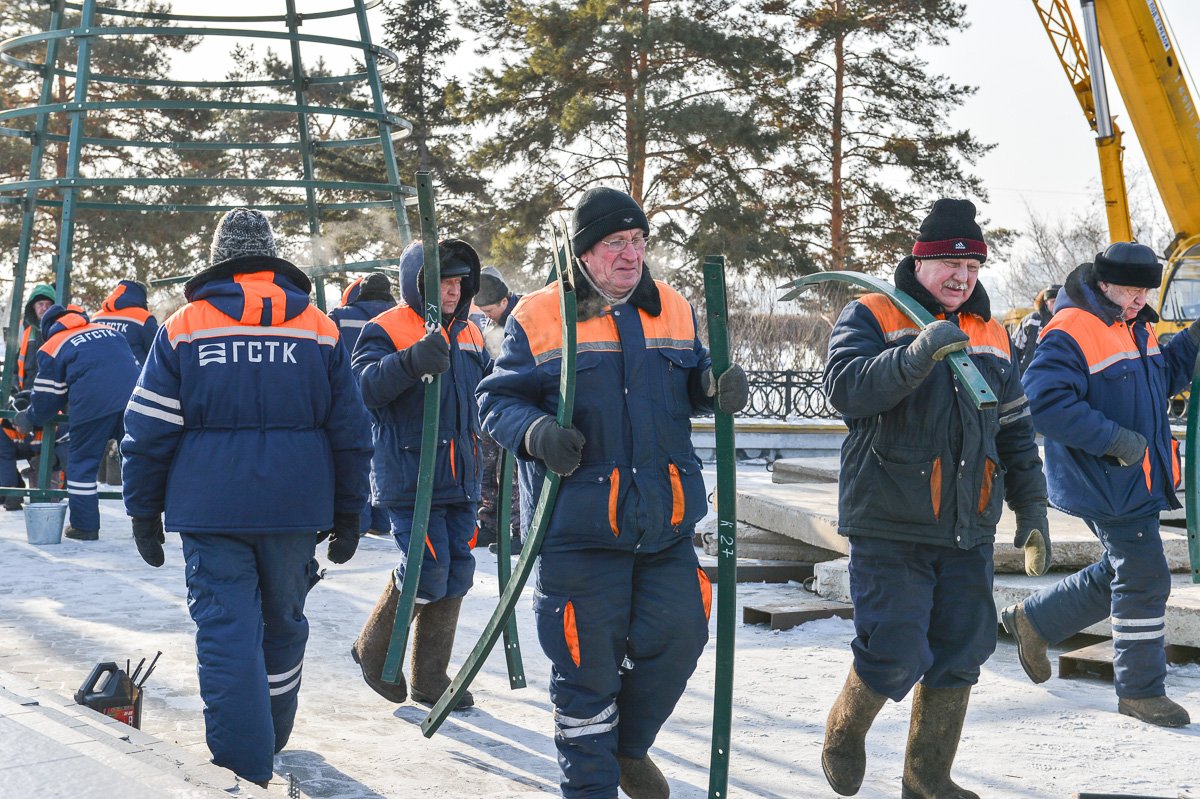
743, 601, 853, 631
1059, 639, 1200, 682
701, 562, 815, 584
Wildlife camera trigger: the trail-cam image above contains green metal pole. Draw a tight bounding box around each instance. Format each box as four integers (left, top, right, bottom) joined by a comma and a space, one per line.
1185, 351, 1200, 584
382, 172, 441, 684
421, 218, 578, 736
351, 0, 412, 245
2, 0, 67, 399
494, 448, 527, 688
53, 0, 100, 304
703, 255, 737, 799
780, 271, 997, 410
284, 0, 327, 311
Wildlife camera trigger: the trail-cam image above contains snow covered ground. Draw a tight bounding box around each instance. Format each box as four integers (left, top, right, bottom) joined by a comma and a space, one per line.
0, 468, 1198, 798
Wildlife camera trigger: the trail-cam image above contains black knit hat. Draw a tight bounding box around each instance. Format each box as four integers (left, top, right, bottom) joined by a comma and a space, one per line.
1093, 242, 1162, 288
571, 187, 650, 257
912, 198, 987, 262
475, 265, 509, 306
210, 208, 277, 264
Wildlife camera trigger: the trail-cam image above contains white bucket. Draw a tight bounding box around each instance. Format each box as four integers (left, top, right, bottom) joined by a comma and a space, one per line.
25, 502, 67, 545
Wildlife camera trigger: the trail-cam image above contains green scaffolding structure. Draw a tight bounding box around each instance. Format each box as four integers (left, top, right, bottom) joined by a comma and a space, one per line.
0, 0, 415, 501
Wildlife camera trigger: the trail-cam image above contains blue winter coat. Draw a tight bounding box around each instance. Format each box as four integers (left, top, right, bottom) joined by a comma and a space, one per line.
1023, 263, 1196, 524
477, 264, 714, 554
27, 305, 141, 428
121, 256, 373, 534
351, 241, 488, 507
93, 280, 158, 365
328, 278, 396, 355
825, 257, 1046, 549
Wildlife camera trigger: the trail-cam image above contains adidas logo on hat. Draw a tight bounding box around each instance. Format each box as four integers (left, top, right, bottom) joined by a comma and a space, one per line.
954, 241, 965, 250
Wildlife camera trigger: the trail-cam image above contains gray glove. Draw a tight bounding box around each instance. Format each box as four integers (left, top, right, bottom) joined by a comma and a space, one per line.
1105, 427, 1147, 467
701, 364, 749, 415
526, 416, 586, 476
902, 321, 970, 380
12, 409, 34, 437
1014, 506, 1051, 577
131, 515, 165, 568
400, 332, 450, 378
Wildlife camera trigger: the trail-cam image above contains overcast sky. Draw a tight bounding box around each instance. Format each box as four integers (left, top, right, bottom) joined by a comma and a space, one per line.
183, 0, 1200, 239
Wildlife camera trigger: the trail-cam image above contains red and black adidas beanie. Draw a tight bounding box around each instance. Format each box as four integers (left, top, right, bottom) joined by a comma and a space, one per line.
911, 198, 987, 263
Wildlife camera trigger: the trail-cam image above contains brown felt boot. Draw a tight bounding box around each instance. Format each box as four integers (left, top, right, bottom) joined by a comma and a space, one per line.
1001, 602, 1051, 684
1118, 695, 1191, 728
821, 667, 888, 796
901, 685, 979, 799
616, 753, 669, 799
409, 596, 473, 710
350, 576, 411, 703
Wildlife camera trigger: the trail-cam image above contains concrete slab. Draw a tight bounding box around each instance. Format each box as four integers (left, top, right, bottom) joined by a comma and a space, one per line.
813, 557, 1200, 649
736, 469, 1196, 573
770, 456, 840, 483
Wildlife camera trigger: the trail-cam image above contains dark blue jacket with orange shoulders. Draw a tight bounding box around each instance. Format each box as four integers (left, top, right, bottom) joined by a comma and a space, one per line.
27, 305, 141, 428
121, 256, 373, 534
824, 256, 1046, 549
93, 280, 158, 365
328, 275, 396, 355
351, 241, 488, 507
477, 264, 714, 554
1023, 262, 1196, 524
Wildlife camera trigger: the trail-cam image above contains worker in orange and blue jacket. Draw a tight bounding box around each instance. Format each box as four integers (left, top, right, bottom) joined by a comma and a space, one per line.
478, 187, 748, 799
2, 284, 58, 510
1006, 242, 1199, 729
121, 208, 373, 787
93, 279, 158, 366
349, 238, 489, 712
329, 271, 396, 536
14, 304, 140, 539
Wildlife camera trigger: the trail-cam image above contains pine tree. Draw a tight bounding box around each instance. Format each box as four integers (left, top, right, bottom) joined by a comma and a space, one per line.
760, 0, 992, 274
461, 0, 790, 276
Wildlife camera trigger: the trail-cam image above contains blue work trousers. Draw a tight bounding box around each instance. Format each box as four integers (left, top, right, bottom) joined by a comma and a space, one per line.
848, 537, 997, 701
180, 532, 320, 783
66, 412, 122, 532
389, 501, 477, 603
1023, 516, 1171, 698
535, 537, 711, 799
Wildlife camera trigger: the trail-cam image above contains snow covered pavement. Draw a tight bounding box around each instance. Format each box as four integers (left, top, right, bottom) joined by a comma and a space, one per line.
0, 493, 1197, 798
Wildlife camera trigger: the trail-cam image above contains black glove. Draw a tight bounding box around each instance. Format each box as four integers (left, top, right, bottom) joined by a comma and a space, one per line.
701, 364, 749, 415
526, 416, 586, 476
901, 321, 970, 380
1104, 427, 1147, 467
1014, 506, 1051, 577
131, 515, 165, 568
323, 512, 361, 564
400, 332, 450, 379
1186, 318, 1200, 346
12, 410, 34, 437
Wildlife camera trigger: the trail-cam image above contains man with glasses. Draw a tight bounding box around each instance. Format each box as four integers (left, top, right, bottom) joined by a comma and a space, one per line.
1005, 241, 1199, 728
478, 186, 748, 799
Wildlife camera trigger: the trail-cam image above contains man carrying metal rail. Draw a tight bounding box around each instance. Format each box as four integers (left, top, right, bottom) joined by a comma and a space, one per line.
478, 187, 747, 799
349, 238, 488, 710
820, 199, 1049, 799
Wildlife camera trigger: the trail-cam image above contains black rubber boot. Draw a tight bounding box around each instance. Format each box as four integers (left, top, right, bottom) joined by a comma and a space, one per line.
1118, 695, 1191, 728
409, 596, 473, 710
350, 577, 411, 703
64, 525, 99, 541
821, 667, 888, 796
1001, 602, 1051, 684
900, 685, 979, 799
616, 753, 669, 799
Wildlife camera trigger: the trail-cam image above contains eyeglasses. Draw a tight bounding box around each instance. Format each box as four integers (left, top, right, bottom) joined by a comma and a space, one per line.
597, 235, 650, 254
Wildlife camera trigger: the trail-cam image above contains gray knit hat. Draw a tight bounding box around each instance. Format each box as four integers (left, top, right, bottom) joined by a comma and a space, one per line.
210, 208, 277, 265
475, 266, 509, 306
